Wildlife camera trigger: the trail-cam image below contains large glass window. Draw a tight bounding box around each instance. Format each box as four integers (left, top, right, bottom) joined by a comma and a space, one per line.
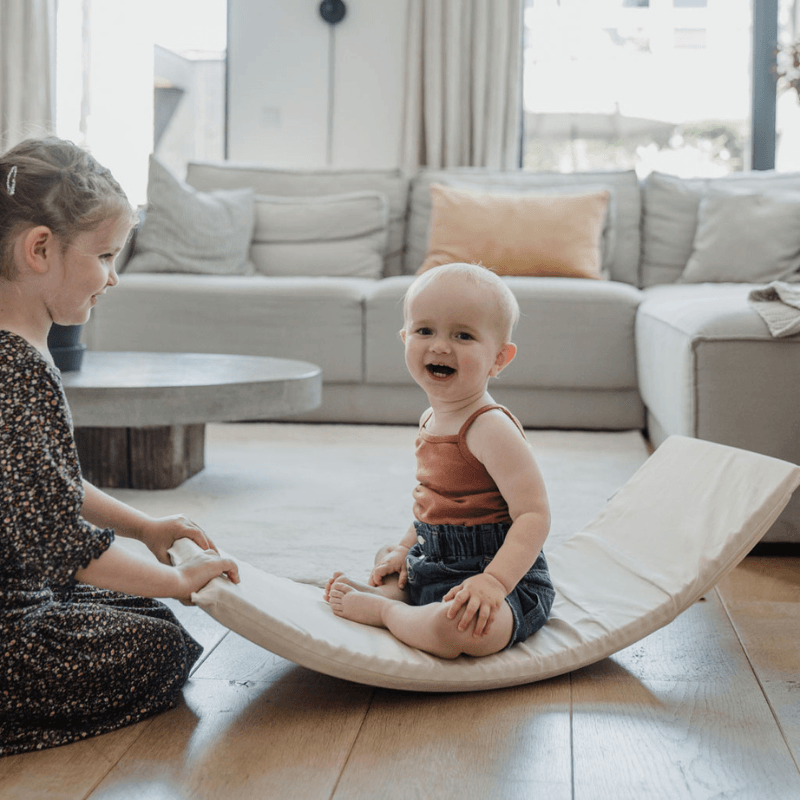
55, 0, 227, 204
776, 0, 800, 171
523, 0, 752, 176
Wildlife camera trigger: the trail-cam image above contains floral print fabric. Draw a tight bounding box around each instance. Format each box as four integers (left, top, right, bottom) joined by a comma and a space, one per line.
0, 332, 202, 755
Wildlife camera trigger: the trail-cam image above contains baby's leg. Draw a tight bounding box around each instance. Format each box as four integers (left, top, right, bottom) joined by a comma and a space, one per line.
327, 582, 514, 659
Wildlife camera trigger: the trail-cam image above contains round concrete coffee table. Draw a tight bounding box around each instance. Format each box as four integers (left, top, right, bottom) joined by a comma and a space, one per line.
61, 352, 322, 490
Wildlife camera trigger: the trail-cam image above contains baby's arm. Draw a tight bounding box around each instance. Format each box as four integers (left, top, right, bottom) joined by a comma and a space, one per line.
444, 411, 550, 636
75, 539, 239, 604
369, 522, 417, 588
81, 480, 217, 563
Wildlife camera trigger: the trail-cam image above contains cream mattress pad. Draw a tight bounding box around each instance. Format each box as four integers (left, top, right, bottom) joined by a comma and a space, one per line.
170, 436, 800, 692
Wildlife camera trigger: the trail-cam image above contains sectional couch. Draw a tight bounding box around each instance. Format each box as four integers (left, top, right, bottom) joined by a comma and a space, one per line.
82, 160, 800, 542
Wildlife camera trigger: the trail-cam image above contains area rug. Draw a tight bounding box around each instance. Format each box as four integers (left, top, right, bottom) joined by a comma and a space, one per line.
110, 423, 650, 587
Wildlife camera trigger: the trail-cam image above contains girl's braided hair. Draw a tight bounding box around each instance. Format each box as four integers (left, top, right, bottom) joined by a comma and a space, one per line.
0, 137, 135, 280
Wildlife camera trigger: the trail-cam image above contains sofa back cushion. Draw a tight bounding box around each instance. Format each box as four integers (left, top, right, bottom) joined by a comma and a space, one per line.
641, 170, 800, 287
407, 168, 641, 285
249, 192, 388, 279
186, 162, 409, 277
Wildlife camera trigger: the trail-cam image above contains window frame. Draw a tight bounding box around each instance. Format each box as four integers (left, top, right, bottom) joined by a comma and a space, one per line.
519, 0, 782, 172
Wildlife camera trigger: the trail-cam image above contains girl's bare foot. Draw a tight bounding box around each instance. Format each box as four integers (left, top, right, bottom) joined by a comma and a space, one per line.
327, 581, 391, 628
324, 571, 381, 601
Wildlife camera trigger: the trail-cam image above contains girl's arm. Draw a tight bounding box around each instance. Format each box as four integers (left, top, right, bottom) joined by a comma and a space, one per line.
75, 539, 239, 604
81, 480, 217, 563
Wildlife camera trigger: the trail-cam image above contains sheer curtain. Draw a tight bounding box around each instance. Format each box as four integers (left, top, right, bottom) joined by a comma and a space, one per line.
401, 0, 524, 172
0, 0, 57, 151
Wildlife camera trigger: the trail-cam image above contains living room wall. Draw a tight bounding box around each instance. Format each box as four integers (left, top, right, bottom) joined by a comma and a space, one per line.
227, 0, 408, 169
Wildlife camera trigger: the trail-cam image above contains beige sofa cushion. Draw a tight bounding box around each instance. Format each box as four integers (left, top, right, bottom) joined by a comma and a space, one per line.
364, 276, 642, 391
84, 274, 372, 383
186, 162, 409, 276
419, 183, 609, 279
249, 192, 388, 278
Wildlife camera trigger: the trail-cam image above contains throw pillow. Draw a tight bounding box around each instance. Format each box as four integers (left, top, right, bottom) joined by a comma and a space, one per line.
443, 179, 618, 277
126, 156, 255, 275
679, 192, 800, 284
641, 170, 800, 287
249, 191, 389, 278
420, 183, 610, 279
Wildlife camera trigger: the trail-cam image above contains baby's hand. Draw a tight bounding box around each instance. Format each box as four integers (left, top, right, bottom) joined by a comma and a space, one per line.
174, 550, 239, 605
369, 545, 410, 588
443, 573, 508, 637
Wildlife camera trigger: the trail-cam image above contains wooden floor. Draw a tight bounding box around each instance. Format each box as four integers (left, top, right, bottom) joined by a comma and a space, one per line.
2, 553, 799, 799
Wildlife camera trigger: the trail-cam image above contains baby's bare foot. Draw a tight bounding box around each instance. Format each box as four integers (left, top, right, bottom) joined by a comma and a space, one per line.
324, 572, 380, 601
328, 582, 390, 628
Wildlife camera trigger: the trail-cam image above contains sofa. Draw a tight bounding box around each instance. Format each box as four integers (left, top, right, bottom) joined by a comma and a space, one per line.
82, 159, 800, 542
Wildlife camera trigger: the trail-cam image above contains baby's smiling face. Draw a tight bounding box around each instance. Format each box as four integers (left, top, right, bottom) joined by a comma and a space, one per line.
401, 274, 512, 403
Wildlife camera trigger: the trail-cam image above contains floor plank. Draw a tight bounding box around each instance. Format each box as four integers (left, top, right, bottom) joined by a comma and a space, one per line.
571, 672, 800, 799
333, 676, 572, 799
88, 662, 373, 799
592, 594, 748, 683
571, 589, 800, 799
191, 629, 329, 685
717, 555, 800, 604
0, 721, 153, 800
718, 555, 800, 768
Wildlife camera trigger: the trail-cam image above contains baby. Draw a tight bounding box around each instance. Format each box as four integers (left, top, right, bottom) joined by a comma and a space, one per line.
325, 263, 554, 658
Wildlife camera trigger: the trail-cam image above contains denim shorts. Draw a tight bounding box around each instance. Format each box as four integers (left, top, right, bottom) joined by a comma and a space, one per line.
405, 521, 555, 649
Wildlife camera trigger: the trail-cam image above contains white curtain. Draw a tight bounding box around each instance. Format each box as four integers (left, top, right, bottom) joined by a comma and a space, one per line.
401, 0, 524, 172
0, 0, 57, 152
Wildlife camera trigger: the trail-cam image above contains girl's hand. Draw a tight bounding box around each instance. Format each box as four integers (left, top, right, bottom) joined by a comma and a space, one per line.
369, 545, 410, 588
174, 550, 240, 605
139, 514, 217, 564
444, 573, 508, 637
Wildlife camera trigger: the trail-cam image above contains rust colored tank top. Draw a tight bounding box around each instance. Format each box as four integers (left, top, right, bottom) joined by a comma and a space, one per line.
412, 404, 526, 527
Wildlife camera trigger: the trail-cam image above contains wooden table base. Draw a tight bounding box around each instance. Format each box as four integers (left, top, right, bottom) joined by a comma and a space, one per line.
74, 424, 206, 490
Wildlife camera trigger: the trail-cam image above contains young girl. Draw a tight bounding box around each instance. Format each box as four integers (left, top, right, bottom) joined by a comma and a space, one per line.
0, 137, 239, 756
326, 263, 554, 659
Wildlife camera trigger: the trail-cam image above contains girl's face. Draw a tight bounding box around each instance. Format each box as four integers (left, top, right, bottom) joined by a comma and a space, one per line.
47, 213, 131, 326
401, 276, 514, 406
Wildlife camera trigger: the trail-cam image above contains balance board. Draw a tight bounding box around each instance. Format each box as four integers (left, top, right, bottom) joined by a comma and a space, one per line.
170, 436, 800, 692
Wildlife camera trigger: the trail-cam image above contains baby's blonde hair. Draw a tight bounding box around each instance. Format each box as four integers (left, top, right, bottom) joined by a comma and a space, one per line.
403, 263, 520, 342
0, 137, 135, 281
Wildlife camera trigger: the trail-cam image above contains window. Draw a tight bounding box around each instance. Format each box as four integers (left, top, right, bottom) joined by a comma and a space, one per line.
56, 0, 227, 205
673, 28, 707, 49
776, 0, 800, 170
522, 0, 752, 177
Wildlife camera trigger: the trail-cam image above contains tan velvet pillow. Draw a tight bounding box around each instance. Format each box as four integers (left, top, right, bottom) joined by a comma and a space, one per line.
420, 183, 610, 279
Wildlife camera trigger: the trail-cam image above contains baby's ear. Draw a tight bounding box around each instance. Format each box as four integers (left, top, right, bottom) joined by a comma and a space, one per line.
491, 342, 517, 377
399, 328, 407, 344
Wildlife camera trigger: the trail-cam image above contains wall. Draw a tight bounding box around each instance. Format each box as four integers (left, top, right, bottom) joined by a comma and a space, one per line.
227, 0, 408, 169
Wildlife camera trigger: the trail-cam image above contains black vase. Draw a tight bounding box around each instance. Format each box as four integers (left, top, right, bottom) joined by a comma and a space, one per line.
47, 323, 86, 371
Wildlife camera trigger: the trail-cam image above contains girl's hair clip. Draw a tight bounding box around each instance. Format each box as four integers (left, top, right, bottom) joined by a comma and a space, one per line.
6, 165, 17, 196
